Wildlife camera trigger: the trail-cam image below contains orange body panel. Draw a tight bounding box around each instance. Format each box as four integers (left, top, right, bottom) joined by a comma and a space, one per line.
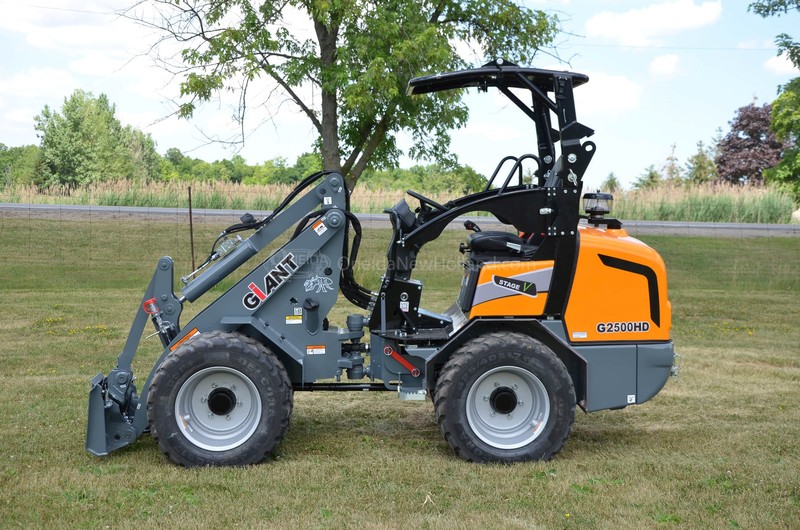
565, 226, 672, 342
469, 260, 553, 317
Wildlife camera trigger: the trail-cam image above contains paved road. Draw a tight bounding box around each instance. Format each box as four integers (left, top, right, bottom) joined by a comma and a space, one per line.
2, 202, 799, 237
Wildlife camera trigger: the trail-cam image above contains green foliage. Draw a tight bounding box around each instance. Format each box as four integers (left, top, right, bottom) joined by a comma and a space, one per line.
157, 149, 484, 192
749, 1, 799, 201
749, 1, 800, 68
360, 164, 485, 194
772, 78, 800, 143
293, 152, 323, 179
766, 78, 800, 201
34, 90, 160, 190
0, 144, 42, 187
122, 126, 161, 181
662, 143, 683, 182
142, 0, 560, 188
160, 150, 322, 185
600, 172, 621, 192
765, 150, 800, 201
161, 151, 252, 183
684, 141, 719, 184
634, 165, 663, 190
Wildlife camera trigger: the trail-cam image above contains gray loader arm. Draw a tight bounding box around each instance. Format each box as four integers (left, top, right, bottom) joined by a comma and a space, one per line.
87, 172, 349, 456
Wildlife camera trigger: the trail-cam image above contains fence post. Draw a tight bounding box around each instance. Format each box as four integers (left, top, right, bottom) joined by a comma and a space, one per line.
188, 185, 196, 271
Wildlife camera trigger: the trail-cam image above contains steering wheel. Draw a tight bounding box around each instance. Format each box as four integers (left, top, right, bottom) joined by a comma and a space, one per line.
406, 190, 448, 212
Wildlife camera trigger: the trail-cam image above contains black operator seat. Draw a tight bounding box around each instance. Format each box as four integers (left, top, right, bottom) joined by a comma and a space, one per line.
385, 198, 419, 234
466, 231, 537, 260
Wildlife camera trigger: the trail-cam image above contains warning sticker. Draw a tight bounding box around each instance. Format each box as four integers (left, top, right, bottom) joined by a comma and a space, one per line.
312, 220, 327, 236
285, 315, 302, 325
293, 307, 303, 316
307, 345, 326, 355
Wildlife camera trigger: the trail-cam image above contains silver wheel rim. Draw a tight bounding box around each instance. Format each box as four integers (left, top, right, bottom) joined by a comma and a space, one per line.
175, 366, 262, 451
465, 365, 550, 449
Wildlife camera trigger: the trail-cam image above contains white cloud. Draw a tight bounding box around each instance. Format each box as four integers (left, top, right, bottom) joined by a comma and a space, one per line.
650, 54, 680, 77
585, 0, 722, 46
737, 38, 775, 50
462, 121, 524, 142
0, 68, 79, 100
4, 107, 38, 125
764, 55, 800, 75
69, 53, 131, 77
575, 72, 642, 116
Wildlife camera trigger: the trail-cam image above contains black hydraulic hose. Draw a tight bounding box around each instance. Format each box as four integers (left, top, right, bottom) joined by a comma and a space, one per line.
196, 169, 373, 308
198, 170, 333, 270
340, 210, 373, 309
253, 170, 332, 230
285, 185, 372, 309
290, 209, 326, 241
341, 184, 373, 309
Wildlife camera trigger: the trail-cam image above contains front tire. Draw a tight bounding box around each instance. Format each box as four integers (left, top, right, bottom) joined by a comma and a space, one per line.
434, 331, 575, 463
148, 331, 292, 467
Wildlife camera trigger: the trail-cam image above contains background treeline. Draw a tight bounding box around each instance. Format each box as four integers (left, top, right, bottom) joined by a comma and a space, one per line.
0, 144, 485, 195
0, 140, 485, 194
1, 89, 798, 212
0, 90, 484, 194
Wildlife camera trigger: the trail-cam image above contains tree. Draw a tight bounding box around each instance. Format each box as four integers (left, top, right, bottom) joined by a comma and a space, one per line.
749, 1, 800, 69
715, 103, 782, 185
600, 172, 621, 192
34, 90, 161, 190
662, 143, 683, 182
766, 77, 800, 199
0, 144, 42, 186
293, 152, 324, 178
634, 165, 662, 190
129, 0, 560, 190
750, 2, 800, 200
684, 140, 719, 184
121, 125, 162, 181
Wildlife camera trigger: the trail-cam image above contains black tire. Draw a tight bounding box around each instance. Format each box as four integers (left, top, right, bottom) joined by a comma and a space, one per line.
434, 331, 575, 463
147, 331, 292, 467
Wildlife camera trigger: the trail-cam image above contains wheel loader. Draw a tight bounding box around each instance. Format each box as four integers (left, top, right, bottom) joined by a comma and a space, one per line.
86, 60, 676, 466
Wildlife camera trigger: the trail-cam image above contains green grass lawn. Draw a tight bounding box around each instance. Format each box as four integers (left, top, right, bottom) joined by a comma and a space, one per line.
0, 216, 798, 528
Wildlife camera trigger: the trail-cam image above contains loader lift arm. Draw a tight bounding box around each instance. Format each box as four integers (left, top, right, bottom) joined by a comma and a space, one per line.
87, 170, 373, 456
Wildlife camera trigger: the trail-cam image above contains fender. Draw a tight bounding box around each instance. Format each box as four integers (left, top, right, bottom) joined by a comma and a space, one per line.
424, 317, 588, 408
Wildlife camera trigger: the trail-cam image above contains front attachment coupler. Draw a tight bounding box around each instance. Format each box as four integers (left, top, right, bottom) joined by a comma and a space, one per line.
143, 298, 176, 346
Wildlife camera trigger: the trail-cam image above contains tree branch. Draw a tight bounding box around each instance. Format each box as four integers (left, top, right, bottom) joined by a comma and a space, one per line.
347, 117, 389, 188
255, 52, 322, 133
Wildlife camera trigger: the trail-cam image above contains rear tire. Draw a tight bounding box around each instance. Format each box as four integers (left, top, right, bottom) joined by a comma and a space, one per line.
434, 331, 575, 463
148, 331, 292, 467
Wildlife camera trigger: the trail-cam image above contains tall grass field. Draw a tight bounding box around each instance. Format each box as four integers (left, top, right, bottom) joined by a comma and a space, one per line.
0, 212, 798, 528
1, 180, 797, 223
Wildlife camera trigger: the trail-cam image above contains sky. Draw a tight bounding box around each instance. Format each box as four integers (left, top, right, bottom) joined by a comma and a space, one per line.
0, 0, 798, 189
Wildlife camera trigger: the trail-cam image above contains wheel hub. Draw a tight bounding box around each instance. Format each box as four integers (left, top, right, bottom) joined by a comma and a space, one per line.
489, 387, 518, 415
207, 387, 237, 416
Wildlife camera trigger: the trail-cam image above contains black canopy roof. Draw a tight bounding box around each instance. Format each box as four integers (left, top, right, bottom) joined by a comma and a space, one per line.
407, 60, 589, 96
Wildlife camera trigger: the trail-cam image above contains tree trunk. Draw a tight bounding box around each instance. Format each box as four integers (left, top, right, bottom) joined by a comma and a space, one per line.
314, 18, 342, 176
